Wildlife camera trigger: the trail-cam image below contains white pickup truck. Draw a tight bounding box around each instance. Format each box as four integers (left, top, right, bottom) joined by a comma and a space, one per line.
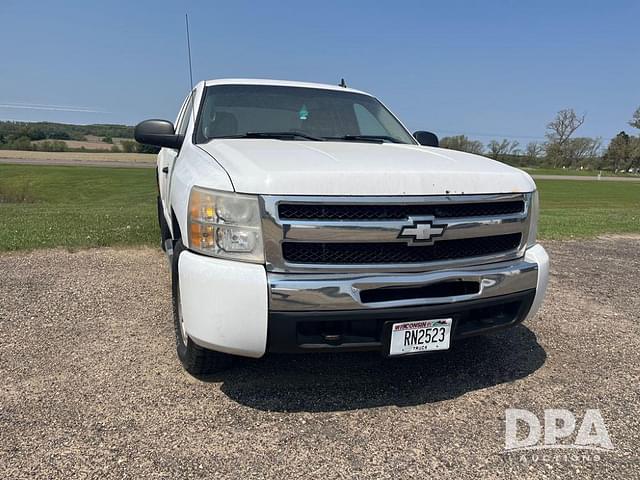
135, 78, 549, 375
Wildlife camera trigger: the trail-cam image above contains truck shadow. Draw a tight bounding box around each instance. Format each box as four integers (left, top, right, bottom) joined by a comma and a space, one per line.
202, 325, 546, 412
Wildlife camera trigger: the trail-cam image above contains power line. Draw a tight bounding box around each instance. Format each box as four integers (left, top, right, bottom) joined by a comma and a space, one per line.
0, 103, 109, 114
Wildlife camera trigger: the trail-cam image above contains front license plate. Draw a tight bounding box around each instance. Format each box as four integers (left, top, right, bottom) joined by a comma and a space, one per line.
389, 318, 452, 356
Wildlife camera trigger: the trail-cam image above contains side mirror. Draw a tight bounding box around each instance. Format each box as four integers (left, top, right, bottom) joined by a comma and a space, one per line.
134, 119, 184, 149
413, 131, 439, 147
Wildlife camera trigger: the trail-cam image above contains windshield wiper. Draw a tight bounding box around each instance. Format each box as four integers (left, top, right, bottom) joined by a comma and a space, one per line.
323, 135, 402, 144
215, 131, 324, 141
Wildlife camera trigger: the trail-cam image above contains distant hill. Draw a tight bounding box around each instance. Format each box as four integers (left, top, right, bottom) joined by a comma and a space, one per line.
0, 120, 134, 142
0, 120, 158, 153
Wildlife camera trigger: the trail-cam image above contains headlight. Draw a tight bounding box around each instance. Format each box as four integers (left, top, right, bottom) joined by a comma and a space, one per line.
188, 186, 264, 263
526, 190, 539, 248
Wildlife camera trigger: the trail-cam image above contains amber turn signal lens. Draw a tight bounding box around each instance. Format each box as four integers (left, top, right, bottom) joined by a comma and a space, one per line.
189, 222, 215, 249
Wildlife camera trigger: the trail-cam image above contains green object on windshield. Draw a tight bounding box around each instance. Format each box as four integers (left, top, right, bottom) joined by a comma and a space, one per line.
299, 104, 309, 120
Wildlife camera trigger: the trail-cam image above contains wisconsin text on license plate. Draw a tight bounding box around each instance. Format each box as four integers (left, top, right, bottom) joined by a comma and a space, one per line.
389, 318, 452, 356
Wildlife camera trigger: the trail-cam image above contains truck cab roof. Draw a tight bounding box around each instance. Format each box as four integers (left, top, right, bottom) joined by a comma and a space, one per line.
201, 78, 370, 96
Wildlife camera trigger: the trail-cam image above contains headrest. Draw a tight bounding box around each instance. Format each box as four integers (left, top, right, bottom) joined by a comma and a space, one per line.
206, 111, 238, 138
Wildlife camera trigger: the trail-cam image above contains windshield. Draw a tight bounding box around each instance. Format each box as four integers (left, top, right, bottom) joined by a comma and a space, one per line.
194, 85, 416, 144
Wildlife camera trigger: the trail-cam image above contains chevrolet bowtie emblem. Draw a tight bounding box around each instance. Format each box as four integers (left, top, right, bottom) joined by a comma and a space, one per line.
398, 218, 447, 245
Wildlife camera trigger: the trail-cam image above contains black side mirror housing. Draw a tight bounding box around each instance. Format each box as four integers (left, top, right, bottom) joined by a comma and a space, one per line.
413, 131, 439, 147
134, 119, 184, 149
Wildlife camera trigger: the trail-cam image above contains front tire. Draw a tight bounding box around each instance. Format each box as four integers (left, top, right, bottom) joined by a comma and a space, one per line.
171, 240, 234, 375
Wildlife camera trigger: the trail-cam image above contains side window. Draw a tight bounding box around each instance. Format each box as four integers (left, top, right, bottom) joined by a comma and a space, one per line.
353, 103, 387, 136
177, 94, 194, 135
174, 95, 190, 133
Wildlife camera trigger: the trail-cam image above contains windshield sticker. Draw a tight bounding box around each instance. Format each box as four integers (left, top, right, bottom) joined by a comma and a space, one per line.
298, 104, 309, 120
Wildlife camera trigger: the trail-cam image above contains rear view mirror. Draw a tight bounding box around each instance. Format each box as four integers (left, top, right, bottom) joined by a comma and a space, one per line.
134, 119, 184, 149
413, 131, 439, 147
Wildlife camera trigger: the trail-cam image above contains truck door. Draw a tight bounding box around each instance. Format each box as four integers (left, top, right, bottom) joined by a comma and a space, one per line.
158, 92, 194, 222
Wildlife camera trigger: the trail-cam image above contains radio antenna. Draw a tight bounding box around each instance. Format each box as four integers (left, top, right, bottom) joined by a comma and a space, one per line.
185, 14, 194, 91
185, 13, 196, 125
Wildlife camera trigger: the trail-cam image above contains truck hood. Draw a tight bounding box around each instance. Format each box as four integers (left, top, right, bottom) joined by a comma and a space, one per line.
198, 140, 535, 196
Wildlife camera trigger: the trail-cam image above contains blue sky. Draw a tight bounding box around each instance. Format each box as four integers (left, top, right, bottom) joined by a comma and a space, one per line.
1, 0, 638, 147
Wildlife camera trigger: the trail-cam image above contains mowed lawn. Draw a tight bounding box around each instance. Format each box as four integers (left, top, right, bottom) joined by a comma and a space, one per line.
0, 164, 157, 251
524, 167, 638, 177
537, 179, 640, 239
0, 164, 638, 251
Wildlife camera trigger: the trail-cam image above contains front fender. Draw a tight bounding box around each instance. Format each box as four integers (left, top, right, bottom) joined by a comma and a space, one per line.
169, 143, 234, 241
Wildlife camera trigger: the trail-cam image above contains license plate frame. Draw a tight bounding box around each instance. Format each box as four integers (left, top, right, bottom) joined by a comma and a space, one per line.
387, 318, 453, 356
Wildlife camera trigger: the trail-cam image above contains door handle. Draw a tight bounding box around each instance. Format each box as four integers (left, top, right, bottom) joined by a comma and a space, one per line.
162, 167, 169, 174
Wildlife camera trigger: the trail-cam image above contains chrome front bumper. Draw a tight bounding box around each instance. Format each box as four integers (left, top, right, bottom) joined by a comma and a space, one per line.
268, 254, 540, 311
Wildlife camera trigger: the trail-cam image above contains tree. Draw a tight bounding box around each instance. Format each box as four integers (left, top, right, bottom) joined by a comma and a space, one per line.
604, 131, 640, 172
487, 139, 520, 161
630, 107, 640, 130
564, 137, 601, 168
545, 109, 586, 167
11, 136, 33, 151
50, 140, 67, 152
546, 108, 586, 145
135, 143, 160, 154
632, 137, 640, 170
524, 142, 544, 166
25, 126, 46, 141
439, 135, 484, 155
120, 140, 136, 153
604, 132, 631, 171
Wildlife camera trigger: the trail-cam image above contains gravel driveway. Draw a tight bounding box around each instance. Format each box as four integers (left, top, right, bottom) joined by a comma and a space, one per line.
1, 238, 638, 479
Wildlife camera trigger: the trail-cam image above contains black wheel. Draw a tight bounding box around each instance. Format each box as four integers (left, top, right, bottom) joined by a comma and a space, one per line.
171, 240, 234, 375
157, 196, 172, 251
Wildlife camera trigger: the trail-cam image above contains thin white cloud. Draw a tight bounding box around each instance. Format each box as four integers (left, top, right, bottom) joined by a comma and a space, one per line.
0, 102, 110, 114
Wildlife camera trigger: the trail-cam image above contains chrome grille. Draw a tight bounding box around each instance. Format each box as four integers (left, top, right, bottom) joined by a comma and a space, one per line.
278, 201, 525, 221
282, 234, 522, 264
261, 193, 532, 273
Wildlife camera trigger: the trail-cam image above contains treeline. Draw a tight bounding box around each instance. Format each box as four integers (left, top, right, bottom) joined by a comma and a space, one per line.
440, 106, 640, 173
0, 120, 158, 153
0, 121, 133, 142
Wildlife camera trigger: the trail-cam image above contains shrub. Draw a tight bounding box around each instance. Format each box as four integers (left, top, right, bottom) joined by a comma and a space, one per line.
120, 140, 136, 153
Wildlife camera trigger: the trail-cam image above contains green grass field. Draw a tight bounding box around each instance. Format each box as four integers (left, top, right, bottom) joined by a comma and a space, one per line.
0, 164, 638, 251
0, 164, 157, 251
523, 167, 638, 177
536, 180, 640, 239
